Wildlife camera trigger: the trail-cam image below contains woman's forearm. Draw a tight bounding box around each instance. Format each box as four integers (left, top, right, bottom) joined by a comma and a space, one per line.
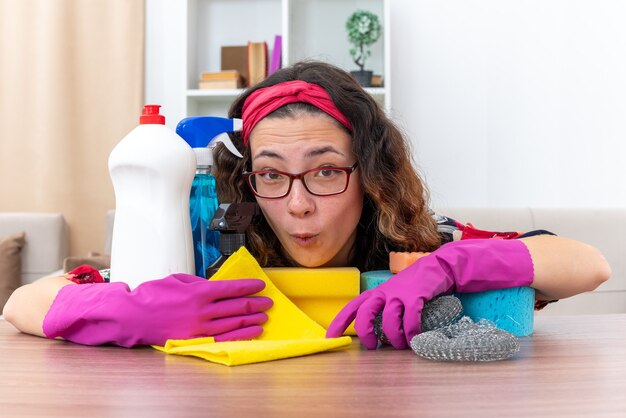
2, 235, 611, 338
2, 276, 74, 337
520, 235, 611, 300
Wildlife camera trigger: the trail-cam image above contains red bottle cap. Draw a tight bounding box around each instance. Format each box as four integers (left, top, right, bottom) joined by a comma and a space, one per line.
140, 104, 166, 125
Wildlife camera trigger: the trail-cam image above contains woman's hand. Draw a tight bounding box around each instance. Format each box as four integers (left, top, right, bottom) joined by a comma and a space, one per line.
42, 273, 273, 347
326, 239, 535, 350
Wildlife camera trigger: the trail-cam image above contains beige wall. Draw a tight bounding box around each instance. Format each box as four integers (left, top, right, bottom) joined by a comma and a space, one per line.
0, 0, 144, 256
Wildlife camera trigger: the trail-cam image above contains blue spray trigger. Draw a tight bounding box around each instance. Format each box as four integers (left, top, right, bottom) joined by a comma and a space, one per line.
176, 116, 243, 158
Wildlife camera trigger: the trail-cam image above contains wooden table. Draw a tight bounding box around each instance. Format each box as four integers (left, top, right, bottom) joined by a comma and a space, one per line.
1, 315, 625, 417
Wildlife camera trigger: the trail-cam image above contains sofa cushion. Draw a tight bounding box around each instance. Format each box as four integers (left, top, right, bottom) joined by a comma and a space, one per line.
0, 232, 26, 310
0, 213, 68, 284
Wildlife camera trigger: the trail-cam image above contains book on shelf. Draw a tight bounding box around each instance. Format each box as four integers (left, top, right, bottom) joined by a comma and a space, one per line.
198, 70, 241, 90
371, 74, 384, 87
198, 70, 242, 89
200, 70, 241, 81
198, 79, 242, 90
247, 41, 268, 87
221, 46, 249, 87
269, 35, 282, 76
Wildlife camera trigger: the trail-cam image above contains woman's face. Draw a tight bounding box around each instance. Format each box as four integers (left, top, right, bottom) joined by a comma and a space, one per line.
249, 113, 364, 267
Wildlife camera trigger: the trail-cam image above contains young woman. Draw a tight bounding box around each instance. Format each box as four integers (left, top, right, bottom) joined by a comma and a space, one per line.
3, 61, 611, 350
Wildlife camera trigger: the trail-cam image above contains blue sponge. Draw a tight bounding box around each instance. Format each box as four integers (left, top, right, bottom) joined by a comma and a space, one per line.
360, 270, 534, 337
360, 270, 394, 291
456, 287, 534, 336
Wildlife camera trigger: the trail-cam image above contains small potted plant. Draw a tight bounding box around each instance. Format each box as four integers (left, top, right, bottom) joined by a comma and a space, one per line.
346, 10, 382, 87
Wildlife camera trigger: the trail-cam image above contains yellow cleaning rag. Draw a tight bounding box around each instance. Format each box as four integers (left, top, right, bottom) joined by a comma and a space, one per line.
153, 247, 352, 366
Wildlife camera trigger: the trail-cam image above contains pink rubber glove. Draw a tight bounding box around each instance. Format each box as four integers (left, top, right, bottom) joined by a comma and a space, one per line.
326, 239, 534, 350
43, 273, 273, 347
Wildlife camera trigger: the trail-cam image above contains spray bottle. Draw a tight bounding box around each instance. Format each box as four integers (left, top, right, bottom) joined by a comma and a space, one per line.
108, 105, 196, 288
205, 202, 260, 279
176, 116, 243, 277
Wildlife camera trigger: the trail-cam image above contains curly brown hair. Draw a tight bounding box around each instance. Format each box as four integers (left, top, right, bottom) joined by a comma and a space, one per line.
214, 61, 441, 271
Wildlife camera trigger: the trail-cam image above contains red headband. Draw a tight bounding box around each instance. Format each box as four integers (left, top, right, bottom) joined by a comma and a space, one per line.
241, 80, 352, 144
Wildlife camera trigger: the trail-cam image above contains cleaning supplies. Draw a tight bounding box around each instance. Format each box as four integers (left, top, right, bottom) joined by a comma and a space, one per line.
360, 270, 535, 337
176, 116, 243, 277
457, 287, 535, 336
154, 247, 352, 366
188, 160, 220, 277
410, 316, 521, 361
389, 251, 430, 273
205, 202, 259, 278
265, 267, 360, 334
108, 105, 196, 288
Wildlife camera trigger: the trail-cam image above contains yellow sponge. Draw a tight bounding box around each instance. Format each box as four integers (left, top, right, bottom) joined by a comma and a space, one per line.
264, 267, 360, 335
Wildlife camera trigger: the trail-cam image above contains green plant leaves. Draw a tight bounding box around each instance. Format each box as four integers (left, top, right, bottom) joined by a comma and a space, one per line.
346, 10, 381, 70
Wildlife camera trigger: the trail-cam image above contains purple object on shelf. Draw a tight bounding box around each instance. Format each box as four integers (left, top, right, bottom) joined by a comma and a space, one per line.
269, 35, 282, 75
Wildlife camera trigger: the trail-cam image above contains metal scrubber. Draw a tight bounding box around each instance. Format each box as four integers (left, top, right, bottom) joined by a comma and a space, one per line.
410, 317, 520, 362
374, 295, 463, 345
421, 295, 464, 331
374, 295, 520, 361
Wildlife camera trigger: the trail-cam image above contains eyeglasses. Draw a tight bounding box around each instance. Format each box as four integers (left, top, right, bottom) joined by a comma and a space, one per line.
243, 162, 359, 199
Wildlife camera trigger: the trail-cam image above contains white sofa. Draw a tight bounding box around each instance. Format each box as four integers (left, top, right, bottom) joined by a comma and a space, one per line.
0, 213, 68, 285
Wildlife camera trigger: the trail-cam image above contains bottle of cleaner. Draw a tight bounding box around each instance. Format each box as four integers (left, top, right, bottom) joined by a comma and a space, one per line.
205, 202, 259, 279
176, 116, 243, 278
108, 105, 196, 288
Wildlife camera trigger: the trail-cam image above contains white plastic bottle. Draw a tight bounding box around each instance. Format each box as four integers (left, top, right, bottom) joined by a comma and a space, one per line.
108, 104, 196, 288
